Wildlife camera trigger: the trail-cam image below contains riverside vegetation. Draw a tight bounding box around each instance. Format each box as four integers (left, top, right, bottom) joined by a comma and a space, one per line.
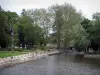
0, 3, 100, 57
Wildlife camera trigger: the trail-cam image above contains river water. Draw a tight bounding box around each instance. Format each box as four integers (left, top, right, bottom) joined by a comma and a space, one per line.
0, 54, 100, 75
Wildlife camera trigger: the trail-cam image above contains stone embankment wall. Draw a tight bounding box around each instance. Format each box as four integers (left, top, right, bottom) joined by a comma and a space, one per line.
0, 50, 60, 68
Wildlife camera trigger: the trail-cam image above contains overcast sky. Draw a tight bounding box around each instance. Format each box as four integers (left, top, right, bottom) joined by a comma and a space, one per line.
0, 0, 100, 19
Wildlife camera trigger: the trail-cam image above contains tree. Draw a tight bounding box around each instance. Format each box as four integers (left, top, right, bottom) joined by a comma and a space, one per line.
81, 18, 91, 30
70, 24, 90, 51
19, 9, 52, 45
93, 12, 100, 22
0, 6, 10, 48
80, 13, 100, 52
49, 3, 83, 48
0, 10, 8, 48
54, 9, 63, 50
89, 12, 100, 52
14, 9, 45, 49
0, 6, 19, 49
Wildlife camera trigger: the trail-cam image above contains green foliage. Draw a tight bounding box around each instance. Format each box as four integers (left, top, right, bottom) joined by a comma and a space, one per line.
89, 13, 100, 45
0, 7, 10, 48
1, 4, 100, 52
71, 24, 90, 51
39, 45, 48, 50
14, 11, 45, 48
35, 43, 48, 50
39, 45, 45, 50
14, 48, 23, 52
0, 6, 19, 48
81, 18, 91, 30
50, 3, 83, 48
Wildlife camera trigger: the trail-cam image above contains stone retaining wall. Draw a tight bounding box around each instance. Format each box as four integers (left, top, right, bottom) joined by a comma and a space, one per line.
0, 50, 60, 68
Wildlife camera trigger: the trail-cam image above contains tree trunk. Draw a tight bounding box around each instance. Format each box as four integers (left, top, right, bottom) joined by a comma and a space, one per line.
57, 20, 60, 50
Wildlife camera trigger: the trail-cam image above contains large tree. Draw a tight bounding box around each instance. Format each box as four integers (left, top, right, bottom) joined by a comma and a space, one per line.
14, 9, 45, 48
53, 8, 63, 50
29, 9, 52, 44
70, 24, 90, 51
49, 3, 83, 48
0, 7, 8, 48
89, 12, 100, 52
0, 6, 18, 48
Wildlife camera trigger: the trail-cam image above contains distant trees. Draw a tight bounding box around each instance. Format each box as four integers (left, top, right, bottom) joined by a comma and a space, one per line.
80, 13, 100, 52
1, 3, 100, 52
49, 3, 100, 52
14, 10, 45, 48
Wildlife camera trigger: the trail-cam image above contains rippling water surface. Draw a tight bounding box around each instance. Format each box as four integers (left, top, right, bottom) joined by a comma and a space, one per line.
0, 54, 100, 75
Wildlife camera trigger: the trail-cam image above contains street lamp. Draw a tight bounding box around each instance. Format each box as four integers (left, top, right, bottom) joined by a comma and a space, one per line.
10, 26, 14, 52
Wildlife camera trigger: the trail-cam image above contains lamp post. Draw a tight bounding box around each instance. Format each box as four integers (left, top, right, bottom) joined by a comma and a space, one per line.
10, 27, 14, 52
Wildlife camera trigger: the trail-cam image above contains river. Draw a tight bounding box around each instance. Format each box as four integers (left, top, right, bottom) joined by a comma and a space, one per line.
0, 54, 100, 75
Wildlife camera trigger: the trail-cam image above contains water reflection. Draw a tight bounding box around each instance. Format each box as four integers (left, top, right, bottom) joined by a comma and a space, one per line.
73, 55, 84, 62
0, 54, 100, 75
82, 56, 100, 68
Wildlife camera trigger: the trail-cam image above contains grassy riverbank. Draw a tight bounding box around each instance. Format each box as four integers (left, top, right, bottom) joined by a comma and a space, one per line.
0, 50, 34, 58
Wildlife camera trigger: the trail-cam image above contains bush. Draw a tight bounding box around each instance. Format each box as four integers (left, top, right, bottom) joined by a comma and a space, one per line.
40, 45, 45, 50
14, 48, 23, 52
38, 45, 48, 51
35, 43, 48, 51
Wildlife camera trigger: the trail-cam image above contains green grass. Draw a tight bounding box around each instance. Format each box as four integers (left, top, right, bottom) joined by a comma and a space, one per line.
0, 48, 48, 58
0, 50, 34, 58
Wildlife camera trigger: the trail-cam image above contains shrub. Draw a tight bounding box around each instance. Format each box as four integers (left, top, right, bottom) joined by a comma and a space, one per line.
40, 45, 45, 50
14, 48, 23, 52
40, 45, 48, 51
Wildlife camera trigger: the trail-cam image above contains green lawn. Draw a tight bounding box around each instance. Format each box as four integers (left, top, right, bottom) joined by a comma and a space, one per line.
0, 50, 34, 58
